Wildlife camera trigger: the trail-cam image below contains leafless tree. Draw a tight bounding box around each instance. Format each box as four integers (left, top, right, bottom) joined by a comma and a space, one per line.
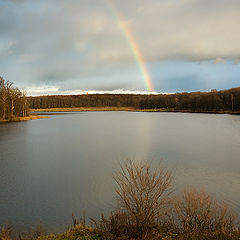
0, 77, 12, 120
0, 76, 29, 120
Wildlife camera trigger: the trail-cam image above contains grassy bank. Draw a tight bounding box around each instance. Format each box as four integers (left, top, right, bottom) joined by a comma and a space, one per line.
30, 226, 240, 240
0, 115, 48, 123
3, 222, 240, 240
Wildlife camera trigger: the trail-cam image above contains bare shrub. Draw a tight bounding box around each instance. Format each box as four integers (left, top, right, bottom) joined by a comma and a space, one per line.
113, 160, 173, 239
175, 188, 236, 236
72, 211, 86, 228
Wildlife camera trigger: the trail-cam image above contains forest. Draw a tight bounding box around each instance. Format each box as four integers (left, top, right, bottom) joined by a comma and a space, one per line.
28, 86, 240, 113
0, 77, 29, 121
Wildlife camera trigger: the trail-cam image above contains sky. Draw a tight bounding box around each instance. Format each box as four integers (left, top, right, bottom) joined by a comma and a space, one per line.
0, 0, 240, 96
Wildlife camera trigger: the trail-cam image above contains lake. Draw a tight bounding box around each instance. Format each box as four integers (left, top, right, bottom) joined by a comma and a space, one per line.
0, 112, 240, 232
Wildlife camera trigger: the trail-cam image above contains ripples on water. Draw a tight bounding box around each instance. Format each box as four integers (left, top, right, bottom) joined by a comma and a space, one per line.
0, 112, 240, 231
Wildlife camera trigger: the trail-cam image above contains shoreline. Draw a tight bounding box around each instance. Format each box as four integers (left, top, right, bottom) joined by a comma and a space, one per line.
0, 115, 48, 123
2, 108, 239, 123
31, 107, 240, 115
31, 107, 135, 112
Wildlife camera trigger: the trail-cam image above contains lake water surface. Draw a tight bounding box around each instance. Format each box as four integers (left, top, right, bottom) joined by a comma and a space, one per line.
0, 112, 240, 232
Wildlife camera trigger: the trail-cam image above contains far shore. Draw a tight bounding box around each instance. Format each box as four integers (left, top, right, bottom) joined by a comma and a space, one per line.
30, 107, 240, 115
0, 115, 48, 123
31, 107, 135, 112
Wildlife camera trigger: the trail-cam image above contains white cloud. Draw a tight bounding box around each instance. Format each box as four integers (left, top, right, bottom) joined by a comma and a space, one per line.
27, 86, 163, 96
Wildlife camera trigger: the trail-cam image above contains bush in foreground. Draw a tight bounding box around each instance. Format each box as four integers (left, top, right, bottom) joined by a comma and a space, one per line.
112, 160, 173, 239
175, 188, 236, 235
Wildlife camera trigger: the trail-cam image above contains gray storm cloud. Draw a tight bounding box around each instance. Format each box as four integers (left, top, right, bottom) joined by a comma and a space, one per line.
0, 0, 240, 91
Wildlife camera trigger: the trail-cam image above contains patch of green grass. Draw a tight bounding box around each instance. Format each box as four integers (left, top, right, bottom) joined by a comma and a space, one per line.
35, 226, 111, 240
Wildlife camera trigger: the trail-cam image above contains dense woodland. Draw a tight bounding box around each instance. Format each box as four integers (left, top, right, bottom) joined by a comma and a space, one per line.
0, 77, 29, 120
29, 87, 240, 113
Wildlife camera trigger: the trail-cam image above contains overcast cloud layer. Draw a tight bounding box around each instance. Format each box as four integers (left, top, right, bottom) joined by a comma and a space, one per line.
0, 0, 240, 95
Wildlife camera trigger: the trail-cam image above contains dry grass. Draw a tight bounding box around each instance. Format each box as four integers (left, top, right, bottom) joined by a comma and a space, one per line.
0, 115, 48, 123
0, 226, 12, 240
19, 115, 48, 121
31, 107, 135, 112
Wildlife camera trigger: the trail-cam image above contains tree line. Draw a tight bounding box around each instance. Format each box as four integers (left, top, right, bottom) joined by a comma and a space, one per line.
28, 87, 240, 113
0, 77, 29, 121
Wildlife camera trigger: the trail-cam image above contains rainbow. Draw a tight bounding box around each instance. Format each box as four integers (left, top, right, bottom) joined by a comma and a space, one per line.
105, 0, 154, 92
118, 21, 154, 92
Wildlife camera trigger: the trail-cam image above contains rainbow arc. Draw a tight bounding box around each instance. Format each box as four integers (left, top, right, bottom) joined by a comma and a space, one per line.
106, 0, 154, 92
